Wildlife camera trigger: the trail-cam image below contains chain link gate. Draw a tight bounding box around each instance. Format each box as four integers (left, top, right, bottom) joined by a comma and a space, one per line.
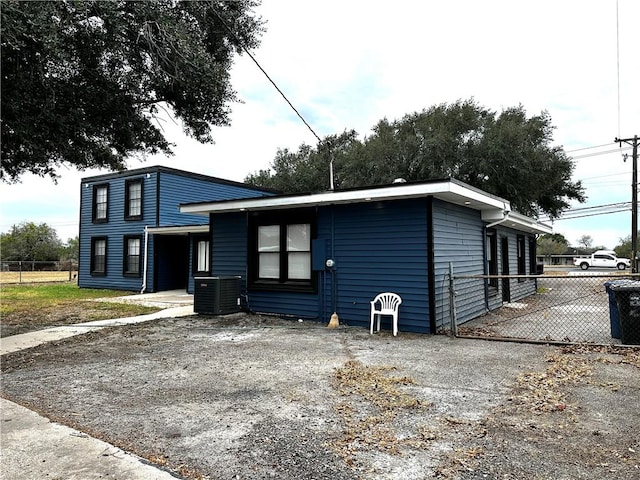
449, 273, 640, 345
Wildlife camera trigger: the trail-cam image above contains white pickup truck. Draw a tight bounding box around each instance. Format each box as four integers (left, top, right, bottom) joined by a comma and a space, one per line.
573, 250, 631, 270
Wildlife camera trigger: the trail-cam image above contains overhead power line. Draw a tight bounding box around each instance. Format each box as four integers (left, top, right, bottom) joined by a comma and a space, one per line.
571, 146, 632, 159
539, 201, 632, 222
210, 6, 321, 143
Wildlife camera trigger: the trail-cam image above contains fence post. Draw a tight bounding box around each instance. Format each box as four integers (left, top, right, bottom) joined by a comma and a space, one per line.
449, 262, 457, 336
19, 260, 22, 284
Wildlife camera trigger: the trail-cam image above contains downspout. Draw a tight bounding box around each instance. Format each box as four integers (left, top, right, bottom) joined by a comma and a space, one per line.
331, 206, 337, 316
140, 226, 149, 294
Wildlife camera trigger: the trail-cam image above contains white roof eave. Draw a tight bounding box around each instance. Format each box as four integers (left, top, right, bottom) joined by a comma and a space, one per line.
180, 180, 507, 215
482, 210, 553, 235
178, 180, 551, 235
146, 225, 209, 235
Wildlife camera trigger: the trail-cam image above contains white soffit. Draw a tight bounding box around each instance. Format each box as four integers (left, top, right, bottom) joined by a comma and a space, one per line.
481, 210, 553, 235
146, 225, 209, 235
180, 180, 508, 215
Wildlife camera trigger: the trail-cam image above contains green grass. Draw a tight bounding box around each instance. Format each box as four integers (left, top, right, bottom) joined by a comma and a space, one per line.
0, 283, 160, 337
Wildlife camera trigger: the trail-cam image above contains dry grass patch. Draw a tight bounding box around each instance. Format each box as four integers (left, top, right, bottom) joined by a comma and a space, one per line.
330, 360, 432, 466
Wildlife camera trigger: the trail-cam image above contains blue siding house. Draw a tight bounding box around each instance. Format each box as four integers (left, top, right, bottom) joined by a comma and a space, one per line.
78, 166, 272, 293
181, 179, 552, 334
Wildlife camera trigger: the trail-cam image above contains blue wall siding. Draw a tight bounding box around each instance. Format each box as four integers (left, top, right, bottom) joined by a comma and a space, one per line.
158, 172, 271, 226
204, 197, 535, 334
78, 173, 155, 291
79, 168, 271, 292
495, 228, 537, 303
208, 212, 321, 316
208, 200, 429, 330
432, 200, 487, 328
329, 200, 430, 333
202, 212, 248, 295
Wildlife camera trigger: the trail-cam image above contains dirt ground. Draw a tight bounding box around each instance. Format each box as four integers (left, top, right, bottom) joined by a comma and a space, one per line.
2, 314, 639, 479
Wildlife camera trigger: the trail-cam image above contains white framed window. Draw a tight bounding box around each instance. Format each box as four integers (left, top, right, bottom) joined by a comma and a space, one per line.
196, 240, 210, 272
287, 223, 311, 280
124, 236, 141, 276
93, 185, 108, 222
249, 211, 315, 292
258, 225, 280, 279
125, 179, 143, 220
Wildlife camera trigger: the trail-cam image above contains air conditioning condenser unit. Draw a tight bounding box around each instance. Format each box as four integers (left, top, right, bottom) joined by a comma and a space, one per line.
194, 276, 241, 315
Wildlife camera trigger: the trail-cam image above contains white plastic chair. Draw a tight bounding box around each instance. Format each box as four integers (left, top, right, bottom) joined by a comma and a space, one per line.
370, 292, 402, 336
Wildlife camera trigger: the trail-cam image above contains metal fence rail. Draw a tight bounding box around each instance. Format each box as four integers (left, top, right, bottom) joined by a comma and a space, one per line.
0, 261, 78, 284
452, 273, 639, 345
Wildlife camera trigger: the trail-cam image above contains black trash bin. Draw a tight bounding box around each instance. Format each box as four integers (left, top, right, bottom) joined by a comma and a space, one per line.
610, 281, 640, 345
604, 280, 633, 339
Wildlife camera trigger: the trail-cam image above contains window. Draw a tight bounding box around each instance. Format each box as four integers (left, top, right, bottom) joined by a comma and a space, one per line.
125, 179, 143, 220
286, 224, 311, 280
517, 235, 526, 279
91, 237, 107, 276
258, 225, 280, 278
486, 230, 498, 291
193, 236, 210, 274
249, 211, 315, 292
92, 185, 108, 223
123, 236, 141, 276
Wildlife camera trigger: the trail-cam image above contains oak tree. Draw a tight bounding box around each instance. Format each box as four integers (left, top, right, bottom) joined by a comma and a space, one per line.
246, 100, 585, 219
1, 0, 263, 182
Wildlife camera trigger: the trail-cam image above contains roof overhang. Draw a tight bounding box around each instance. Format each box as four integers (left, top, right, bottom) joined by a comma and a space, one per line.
179, 179, 552, 235
146, 225, 209, 235
482, 210, 553, 235
181, 179, 506, 214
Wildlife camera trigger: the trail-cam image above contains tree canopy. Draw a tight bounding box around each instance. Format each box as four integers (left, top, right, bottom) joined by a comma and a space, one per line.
614, 233, 638, 259
536, 233, 569, 256
245, 100, 585, 219
0, 222, 62, 261
1, 0, 263, 182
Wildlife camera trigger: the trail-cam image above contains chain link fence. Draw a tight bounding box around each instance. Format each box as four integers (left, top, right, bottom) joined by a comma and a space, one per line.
451, 273, 640, 345
0, 260, 78, 284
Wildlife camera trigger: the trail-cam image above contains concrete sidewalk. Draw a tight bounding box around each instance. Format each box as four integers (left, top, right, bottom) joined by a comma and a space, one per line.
1, 292, 195, 480
0, 305, 194, 356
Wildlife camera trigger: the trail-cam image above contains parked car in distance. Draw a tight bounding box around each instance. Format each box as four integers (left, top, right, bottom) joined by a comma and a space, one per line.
573, 250, 631, 270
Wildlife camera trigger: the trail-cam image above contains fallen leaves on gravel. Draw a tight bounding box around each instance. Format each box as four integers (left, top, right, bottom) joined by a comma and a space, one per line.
329, 360, 432, 466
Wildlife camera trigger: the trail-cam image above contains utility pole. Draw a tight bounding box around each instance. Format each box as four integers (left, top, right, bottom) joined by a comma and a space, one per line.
616, 135, 639, 273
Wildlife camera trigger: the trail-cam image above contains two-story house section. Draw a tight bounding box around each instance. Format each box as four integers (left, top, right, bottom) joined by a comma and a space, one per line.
78, 166, 273, 294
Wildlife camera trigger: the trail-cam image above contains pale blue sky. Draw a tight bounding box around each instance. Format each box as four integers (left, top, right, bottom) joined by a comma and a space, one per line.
1, 0, 638, 249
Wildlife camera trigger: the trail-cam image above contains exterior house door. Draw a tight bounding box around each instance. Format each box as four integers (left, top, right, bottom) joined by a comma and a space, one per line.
501, 237, 510, 302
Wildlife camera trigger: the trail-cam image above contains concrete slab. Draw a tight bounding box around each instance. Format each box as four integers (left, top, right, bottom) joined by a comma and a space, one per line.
0, 306, 194, 356
0, 298, 195, 480
0, 398, 178, 480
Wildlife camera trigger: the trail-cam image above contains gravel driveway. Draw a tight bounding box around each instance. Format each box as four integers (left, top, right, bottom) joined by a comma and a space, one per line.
2, 314, 639, 479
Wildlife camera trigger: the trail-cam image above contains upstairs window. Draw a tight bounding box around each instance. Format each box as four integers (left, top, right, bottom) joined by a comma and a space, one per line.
92, 185, 109, 223
125, 179, 143, 220
123, 235, 141, 276
91, 237, 107, 276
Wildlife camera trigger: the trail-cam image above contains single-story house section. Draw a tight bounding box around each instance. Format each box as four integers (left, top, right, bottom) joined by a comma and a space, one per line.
180, 178, 553, 334
78, 166, 273, 293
